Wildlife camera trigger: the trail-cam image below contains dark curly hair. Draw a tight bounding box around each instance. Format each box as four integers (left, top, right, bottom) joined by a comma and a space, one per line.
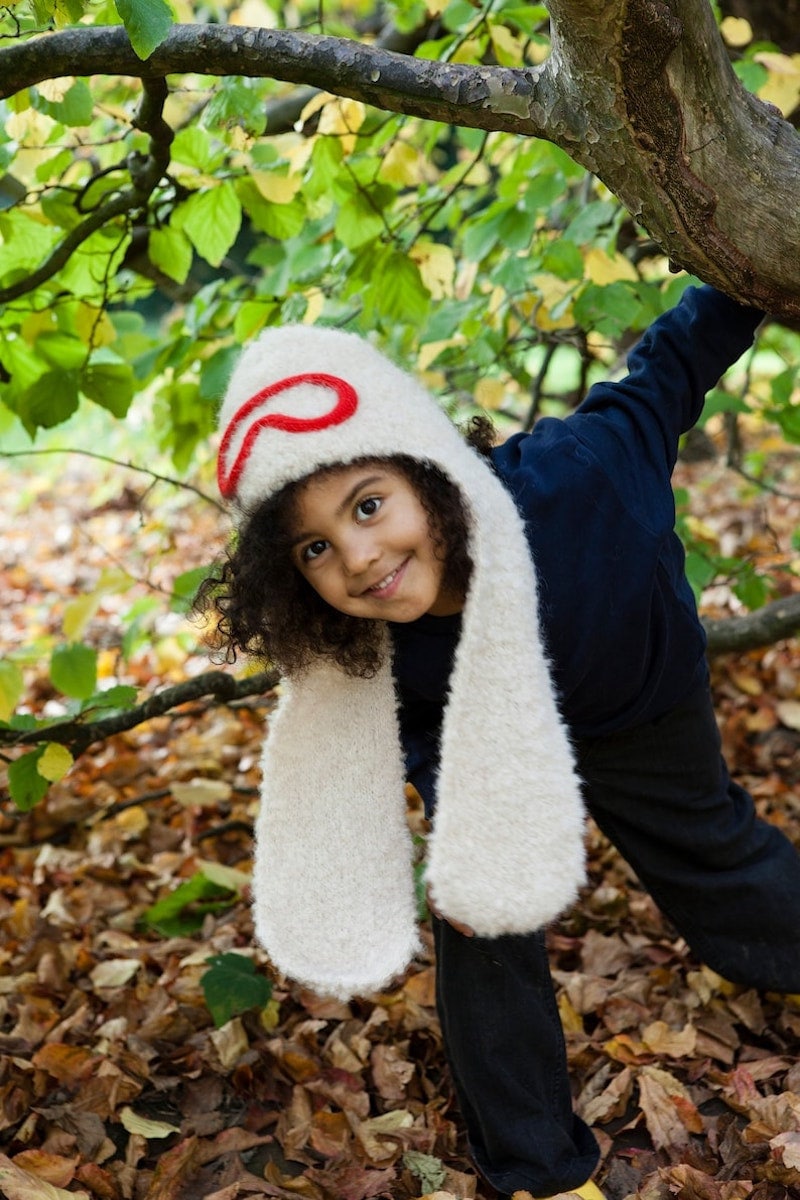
197, 416, 495, 678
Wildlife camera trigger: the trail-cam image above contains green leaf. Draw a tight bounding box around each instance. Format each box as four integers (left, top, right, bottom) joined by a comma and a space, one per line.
18, 371, 80, 433
733, 570, 769, 611
0, 660, 24, 722
149, 225, 193, 284
697, 387, 749, 426
403, 1151, 447, 1192
50, 643, 98, 700
201, 953, 272, 1028
37, 332, 87, 371
79, 685, 139, 716
202, 80, 267, 137
365, 249, 430, 324
170, 565, 214, 613
8, 748, 49, 812
573, 282, 642, 338
174, 184, 242, 268
334, 192, 387, 249
141, 872, 238, 936
82, 352, 136, 417
114, 0, 175, 60
32, 79, 93, 126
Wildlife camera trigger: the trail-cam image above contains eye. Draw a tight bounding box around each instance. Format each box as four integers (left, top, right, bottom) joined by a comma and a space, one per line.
301, 539, 329, 563
355, 496, 381, 521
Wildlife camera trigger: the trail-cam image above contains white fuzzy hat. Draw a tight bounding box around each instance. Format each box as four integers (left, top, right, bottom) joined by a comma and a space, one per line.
217, 326, 586, 1000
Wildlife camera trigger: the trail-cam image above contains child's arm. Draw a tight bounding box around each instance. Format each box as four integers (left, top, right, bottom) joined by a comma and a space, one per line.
571, 285, 763, 480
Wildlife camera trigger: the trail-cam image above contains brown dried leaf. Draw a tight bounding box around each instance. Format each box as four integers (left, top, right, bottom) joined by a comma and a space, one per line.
371, 1043, 415, 1101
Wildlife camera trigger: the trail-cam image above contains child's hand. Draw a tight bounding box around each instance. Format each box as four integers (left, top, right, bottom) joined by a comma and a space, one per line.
426, 886, 475, 937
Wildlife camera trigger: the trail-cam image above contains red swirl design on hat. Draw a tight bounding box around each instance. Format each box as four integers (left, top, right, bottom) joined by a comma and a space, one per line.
218, 373, 358, 499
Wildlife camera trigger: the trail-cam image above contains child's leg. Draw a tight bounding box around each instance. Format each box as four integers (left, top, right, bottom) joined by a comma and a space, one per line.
433, 918, 599, 1196
576, 682, 800, 993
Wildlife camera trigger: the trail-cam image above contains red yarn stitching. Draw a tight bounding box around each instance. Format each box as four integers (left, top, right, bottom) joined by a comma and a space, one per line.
218, 372, 358, 499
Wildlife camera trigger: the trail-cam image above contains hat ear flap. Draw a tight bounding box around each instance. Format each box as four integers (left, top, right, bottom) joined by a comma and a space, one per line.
251, 653, 420, 999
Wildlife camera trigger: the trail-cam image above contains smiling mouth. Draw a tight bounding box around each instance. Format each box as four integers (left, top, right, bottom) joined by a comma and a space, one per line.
363, 559, 408, 597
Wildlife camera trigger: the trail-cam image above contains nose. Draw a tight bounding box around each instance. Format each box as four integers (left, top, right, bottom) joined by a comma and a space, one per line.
340, 530, 380, 577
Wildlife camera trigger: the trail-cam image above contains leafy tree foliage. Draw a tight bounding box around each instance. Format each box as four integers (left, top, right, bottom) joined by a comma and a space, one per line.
0, 0, 798, 806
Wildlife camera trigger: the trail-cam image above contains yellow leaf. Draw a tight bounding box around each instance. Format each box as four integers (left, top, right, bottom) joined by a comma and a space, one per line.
250, 169, 302, 204
425, 0, 449, 13
197, 859, 251, 894
74, 304, 117, 348
230, 0, 278, 28
451, 39, 483, 64
584, 247, 638, 285
260, 996, 282, 1032
719, 16, 752, 47
474, 377, 507, 411
298, 91, 330, 129
558, 990, 584, 1034
417, 339, 457, 371
210, 1017, 249, 1069
303, 288, 325, 325
62, 593, 101, 642
38, 77, 75, 102
380, 141, 423, 186
532, 275, 575, 330
683, 514, 719, 548
755, 52, 800, 117
409, 242, 455, 300
171, 779, 233, 807
489, 22, 524, 67
642, 1020, 697, 1057
38, 744, 74, 784
318, 97, 366, 155
119, 1107, 180, 1139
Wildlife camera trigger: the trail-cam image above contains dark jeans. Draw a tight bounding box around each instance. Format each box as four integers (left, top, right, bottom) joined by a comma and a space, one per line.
433, 683, 800, 1196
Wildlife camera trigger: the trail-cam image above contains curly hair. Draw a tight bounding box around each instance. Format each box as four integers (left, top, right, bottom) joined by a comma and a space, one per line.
197, 416, 495, 678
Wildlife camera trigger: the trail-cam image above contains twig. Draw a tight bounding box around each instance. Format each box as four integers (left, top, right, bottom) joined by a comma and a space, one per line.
0, 447, 225, 510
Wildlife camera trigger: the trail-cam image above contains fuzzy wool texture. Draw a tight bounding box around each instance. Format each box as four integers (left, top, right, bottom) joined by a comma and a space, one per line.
252, 657, 421, 999
219, 325, 586, 998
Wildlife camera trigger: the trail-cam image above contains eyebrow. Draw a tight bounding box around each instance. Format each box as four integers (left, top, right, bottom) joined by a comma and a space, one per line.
290, 473, 386, 550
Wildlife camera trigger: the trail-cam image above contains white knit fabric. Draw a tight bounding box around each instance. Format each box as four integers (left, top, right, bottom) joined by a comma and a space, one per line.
218, 325, 586, 998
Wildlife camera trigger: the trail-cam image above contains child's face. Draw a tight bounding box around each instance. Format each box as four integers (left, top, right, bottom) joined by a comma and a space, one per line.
290, 463, 464, 623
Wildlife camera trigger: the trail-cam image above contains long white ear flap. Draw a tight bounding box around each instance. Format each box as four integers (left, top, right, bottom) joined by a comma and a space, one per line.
426, 478, 586, 936
251, 656, 420, 999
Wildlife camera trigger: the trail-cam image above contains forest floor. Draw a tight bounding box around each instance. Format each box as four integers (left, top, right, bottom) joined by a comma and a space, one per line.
0, 429, 799, 1200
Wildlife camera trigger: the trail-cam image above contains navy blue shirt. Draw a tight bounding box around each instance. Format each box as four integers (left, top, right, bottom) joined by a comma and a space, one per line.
390, 286, 762, 809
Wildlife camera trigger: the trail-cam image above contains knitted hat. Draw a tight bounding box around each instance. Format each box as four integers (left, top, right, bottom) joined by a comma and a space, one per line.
217, 326, 586, 1000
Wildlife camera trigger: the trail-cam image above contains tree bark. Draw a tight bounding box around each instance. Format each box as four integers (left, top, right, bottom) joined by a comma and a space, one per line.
1, 1, 799, 320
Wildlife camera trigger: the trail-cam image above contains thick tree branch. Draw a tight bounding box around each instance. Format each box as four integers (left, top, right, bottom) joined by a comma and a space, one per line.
1, 10, 798, 320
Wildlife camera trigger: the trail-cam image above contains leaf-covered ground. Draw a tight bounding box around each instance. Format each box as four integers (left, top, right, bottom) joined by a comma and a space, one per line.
0, 443, 798, 1200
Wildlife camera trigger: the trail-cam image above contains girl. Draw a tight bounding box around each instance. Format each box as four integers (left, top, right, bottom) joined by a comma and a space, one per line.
205, 285, 800, 1200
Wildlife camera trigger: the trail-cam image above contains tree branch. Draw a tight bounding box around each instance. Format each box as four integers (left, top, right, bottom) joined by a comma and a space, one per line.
1, 669, 280, 756
702, 593, 800, 653
2, 13, 798, 319
2, 594, 797, 762
0, 75, 174, 306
